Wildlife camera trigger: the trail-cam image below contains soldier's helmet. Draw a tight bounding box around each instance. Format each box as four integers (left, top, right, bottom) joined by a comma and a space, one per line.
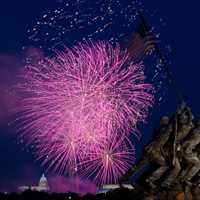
160, 116, 169, 125
179, 112, 189, 124
177, 102, 186, 114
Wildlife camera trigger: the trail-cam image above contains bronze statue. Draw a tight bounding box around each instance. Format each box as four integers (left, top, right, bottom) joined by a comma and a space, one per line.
119, 103, 200, 200
119, 116, 173, 188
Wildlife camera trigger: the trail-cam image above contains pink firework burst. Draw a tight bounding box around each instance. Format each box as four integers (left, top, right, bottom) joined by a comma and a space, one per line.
15, 41, 154, 184
78, 135, 135, 185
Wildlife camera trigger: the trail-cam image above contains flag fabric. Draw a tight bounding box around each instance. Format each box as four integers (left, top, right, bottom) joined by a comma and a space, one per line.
127, 23, 156, 63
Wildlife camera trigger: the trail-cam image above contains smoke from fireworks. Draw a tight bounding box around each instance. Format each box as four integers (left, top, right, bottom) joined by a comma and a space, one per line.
15, 41, 154, 184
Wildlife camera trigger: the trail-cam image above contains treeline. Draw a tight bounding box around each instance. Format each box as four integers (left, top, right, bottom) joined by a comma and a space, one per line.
0, 187, 144, 200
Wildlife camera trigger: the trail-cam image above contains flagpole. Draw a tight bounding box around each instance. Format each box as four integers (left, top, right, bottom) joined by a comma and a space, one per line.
137, 10, 185, 104
137, 11, 186, 167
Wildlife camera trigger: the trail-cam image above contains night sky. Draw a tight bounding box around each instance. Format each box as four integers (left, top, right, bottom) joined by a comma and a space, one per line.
0, 0, 200, 191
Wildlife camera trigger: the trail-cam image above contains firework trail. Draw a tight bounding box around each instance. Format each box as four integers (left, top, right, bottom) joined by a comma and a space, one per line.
15, 41, 154, 184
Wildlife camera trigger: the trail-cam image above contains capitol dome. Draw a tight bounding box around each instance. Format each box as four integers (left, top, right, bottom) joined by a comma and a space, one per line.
38, 173, 49, 191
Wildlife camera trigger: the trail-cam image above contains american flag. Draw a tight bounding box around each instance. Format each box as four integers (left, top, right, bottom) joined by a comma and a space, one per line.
127, 22, 156, 63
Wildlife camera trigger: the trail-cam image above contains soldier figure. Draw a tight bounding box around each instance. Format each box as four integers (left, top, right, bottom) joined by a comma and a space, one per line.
145, 116, 173, 188
180, 120, 200, 183
119, 116, 173, 188
161, 104, 194, 188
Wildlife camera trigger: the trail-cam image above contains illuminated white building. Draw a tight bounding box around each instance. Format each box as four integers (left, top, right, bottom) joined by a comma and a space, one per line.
98, 184, 134, 193
18, 174, 50, 192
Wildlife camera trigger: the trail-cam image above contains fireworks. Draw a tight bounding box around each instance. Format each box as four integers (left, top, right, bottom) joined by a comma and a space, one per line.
16, 41, 154, 184
78, 136, 135, 185
27, 0, 140, 54
26, 0, 166, 104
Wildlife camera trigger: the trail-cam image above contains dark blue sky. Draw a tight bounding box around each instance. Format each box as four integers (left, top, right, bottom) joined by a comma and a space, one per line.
0, 0, 200, 191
